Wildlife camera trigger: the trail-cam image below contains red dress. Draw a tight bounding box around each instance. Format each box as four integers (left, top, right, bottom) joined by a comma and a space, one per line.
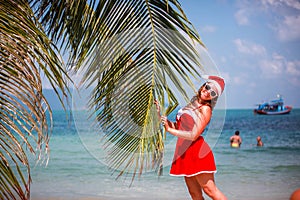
170, 108, 216, 177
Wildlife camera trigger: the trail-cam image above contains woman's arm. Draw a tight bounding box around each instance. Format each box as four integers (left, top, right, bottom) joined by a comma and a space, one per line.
162, 106, 211, 141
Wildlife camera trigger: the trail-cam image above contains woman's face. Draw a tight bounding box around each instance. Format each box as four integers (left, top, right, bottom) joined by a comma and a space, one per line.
200, 82, 218, 100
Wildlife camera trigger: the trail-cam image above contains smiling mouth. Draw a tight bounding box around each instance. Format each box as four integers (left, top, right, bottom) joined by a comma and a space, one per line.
202, 91, 210, 97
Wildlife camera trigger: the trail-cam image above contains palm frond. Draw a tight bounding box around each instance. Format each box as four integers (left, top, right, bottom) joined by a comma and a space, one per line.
30, 0, 205, 183
0, 0, 69, 198
75, 0, 204, 182
31, 0, 100, 67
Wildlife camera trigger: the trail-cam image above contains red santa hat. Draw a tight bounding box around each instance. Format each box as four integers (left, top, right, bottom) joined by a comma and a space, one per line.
202, 75, 225, 96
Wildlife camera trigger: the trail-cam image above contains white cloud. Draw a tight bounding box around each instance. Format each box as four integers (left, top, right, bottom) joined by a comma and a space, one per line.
233, 39, 266, 55
272, 53, 285, 60
259, 53, 285, 77
259, 59, 284, 77
286, 60, 300, 75
260, 0, 282, 8
275, 15, 300, 42
234, 9, 249, 25
235, 0, 300, 42
259, 53, 300, 82
284, 0, 300, 10
260, 0, 300, 41
261, 0, 300, 10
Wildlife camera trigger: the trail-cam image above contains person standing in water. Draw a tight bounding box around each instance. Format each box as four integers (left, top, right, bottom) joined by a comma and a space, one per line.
230, 130, 242, 148
256, 136, 263, 146
156, 75, 227, 200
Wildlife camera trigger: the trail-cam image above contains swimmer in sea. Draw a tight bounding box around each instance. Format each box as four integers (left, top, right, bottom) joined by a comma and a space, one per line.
256, 136, 263, 146
230, 130, 242, 148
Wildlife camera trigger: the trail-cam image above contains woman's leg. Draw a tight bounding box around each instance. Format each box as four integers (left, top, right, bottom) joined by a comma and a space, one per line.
194, 173, 227, 200
184, 176, 204, 200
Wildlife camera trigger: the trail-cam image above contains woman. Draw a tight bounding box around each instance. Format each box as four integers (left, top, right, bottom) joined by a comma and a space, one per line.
230, 130, 242, 148
156, 75, 227, 200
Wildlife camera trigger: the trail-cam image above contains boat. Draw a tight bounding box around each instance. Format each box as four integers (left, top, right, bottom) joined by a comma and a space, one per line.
254, 95, 292, 115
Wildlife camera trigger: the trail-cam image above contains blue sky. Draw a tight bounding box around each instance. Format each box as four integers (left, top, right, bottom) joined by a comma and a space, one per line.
181, 0, 300, 108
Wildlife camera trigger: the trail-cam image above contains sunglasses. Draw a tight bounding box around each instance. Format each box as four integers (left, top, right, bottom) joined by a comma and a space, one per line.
204, 84, 218, 98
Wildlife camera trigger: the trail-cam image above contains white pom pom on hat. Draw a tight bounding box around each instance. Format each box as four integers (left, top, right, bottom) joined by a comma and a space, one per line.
202, 75, 225, 96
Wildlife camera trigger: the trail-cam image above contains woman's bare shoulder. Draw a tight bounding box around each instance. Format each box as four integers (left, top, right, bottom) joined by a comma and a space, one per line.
199, 104, 212, 113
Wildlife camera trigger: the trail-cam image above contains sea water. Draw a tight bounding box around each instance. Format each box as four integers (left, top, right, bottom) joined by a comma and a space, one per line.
31, 109, 300, 200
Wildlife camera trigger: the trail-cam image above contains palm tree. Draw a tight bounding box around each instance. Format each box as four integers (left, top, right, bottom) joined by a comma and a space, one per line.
0, 0, 206, 199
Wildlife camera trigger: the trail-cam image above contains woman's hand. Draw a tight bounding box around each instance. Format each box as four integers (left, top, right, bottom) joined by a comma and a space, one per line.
154, 100, 175, 132
161, 115, 170, 131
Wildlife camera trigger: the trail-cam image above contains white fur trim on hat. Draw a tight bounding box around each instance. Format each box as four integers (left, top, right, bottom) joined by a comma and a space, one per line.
202, 75, 225, 96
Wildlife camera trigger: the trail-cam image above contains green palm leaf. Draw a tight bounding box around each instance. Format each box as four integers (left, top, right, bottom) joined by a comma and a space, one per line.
64, 0, 205, 182
4, 0, 207, 191
0, 0, 69, 199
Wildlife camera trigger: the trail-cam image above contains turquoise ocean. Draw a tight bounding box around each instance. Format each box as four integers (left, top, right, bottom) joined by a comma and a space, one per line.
31, 109, 300, 200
